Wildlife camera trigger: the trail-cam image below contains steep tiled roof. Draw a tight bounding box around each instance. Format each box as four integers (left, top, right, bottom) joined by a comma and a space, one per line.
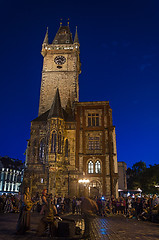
48, 88, 64, 119
32, 110, 49, 122
0, 157, 24, 170
52, 25, 73, 44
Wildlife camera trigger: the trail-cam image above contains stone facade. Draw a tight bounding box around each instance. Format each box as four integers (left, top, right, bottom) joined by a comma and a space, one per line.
118, 161, 127, 190
39, 26, 80, 115
24, 24, 118, 198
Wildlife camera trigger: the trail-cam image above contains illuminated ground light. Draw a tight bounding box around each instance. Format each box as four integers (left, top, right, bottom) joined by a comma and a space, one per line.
100, 228, 107, 234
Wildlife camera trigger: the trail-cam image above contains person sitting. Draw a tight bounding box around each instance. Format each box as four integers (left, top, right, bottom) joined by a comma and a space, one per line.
81, 197, 98, 239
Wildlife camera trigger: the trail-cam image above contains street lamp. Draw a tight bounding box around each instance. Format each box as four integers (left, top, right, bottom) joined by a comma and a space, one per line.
78, 179, 90, 184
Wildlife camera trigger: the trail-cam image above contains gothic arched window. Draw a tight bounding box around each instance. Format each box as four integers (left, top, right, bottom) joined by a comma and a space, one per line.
58, 132, 62, 153
95, 160, 101, 173
65, 139, 69, 157
39, 139, 45, 161
88, 160, 94, 173
51, 131, 56, 153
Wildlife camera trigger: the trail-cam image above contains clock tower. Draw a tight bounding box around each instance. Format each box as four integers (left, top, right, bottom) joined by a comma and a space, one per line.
24, 21, 119, 199
38, 23, 81, 116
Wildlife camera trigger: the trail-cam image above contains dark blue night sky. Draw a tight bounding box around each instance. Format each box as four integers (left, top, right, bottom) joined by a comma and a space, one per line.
0, 0, 159, 168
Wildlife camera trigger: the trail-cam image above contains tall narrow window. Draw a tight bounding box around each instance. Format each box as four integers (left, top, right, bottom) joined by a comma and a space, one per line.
65, 139, 69, 157
39, 139, 45, 161
58, 132, 62, 153
95, 160, 101, 173
88, 160, 94, 173
51, 131, 56, 153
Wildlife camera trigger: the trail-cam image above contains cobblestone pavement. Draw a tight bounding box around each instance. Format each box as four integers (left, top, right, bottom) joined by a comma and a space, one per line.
90, 216, 159, 240
0, 213, 158, 240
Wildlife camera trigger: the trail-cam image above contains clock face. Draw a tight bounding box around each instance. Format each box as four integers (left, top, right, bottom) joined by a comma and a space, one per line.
54, 56, 66, 65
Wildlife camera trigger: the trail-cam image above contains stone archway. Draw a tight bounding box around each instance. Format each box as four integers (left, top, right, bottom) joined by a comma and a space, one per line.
89, 180, 102, 198
90, 187, 99, 197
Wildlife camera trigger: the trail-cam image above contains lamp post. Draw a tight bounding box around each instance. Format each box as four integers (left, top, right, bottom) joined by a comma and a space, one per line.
78, 178, 90, 197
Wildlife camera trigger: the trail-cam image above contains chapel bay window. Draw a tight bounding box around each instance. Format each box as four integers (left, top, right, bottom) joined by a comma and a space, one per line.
58, 132, 62, 153
51, 131, 62, 154
88, 113, 99, 127
95, 160, 101, 173
51, 132, 57, 153
88, 160, 94, 173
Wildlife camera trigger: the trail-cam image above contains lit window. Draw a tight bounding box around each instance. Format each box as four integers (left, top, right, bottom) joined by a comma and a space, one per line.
95, 160, 101, 173
41, 178, 43, 183
88, 114, 99, 127
88, 160, 94, 173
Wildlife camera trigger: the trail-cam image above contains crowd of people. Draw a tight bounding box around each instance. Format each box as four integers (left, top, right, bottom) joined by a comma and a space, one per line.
95, 195, 159, 222
0, 191, 159, 223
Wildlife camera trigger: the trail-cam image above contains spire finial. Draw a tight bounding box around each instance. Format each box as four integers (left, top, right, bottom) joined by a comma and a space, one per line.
60, 18, 62, 26
67, 18, 70, 26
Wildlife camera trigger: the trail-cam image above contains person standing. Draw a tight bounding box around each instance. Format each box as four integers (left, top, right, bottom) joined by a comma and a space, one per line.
81, 197, 98, 239
16, 187, 33, 234
40, 189, 48, 215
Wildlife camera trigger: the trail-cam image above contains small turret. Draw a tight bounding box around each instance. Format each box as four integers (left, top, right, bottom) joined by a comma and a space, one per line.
43, 27, 49, 45
74, 26, 79, 44
41, 27, 49, 57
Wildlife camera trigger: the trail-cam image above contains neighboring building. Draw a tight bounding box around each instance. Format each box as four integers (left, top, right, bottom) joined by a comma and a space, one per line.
24, 23, 118, 198
0, 157, 24, 194
118, 161, 127, 190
